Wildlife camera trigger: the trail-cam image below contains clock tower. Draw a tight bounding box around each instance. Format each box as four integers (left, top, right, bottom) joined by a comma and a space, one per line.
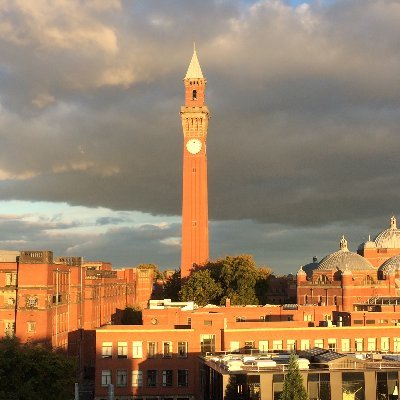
180, 47, 210, 279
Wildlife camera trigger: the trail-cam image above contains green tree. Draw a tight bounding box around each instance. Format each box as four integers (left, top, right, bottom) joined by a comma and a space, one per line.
218, 255, 261, 305
121, 306, 142, 325
183, 255, 271, 306
181, 269, 223, 306
280, 353, 309, 400
163, 269, 181, 301
0, 337, 76, 400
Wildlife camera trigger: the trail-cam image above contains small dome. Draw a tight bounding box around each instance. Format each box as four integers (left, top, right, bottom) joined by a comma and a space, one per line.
379, 255, 400, 274
374, 216, 400, 249
302, 257, 319, 277
318, 236, 375, 272
297, 266, 306, 276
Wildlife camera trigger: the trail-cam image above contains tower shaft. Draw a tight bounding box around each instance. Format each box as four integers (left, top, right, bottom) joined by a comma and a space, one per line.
180, 49, 210, 278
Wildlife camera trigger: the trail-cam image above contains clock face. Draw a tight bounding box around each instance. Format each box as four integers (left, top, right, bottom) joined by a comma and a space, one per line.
186, 138, 202, 154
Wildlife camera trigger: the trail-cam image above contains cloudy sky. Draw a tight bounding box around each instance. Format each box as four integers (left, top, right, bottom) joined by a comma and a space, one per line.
0, 0, 399, 274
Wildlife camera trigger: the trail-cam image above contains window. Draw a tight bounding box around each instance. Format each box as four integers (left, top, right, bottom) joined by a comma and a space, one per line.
192, 90, 197, 100
116, 370, 127, 387
314, 339, 324, 349
4, 321, 15, 336
272, 340, 283, 351
27, 321, 36, 333
341, 338, 350, 352
367, 337, 376, 351
132, 341, 143, 358
230, 341, 240, 353
117, 342, 128, 358
178, 341, 188, 358
355, 338, 363, 352
163, 341, 172, 358
132, 371, 143, 387
301, 339, 310, 350
200, 334, 215, 355
394, 337, 400, 352
52, 294, 62, 304
178, 370, 188, 387
328, 339, 337, 352
303, 314, 313, 322
162, 370, 173, 387
102, 342, 112, 358
7, 297, 15, 306
26, 296, 38, 309
148, 341, 157, 357
273, 374, 284, 399
244, 341, 254, 354
204, 320, 212, 326
377, 371, 398, 400
381, 337, 389, 352
259, 340, 269, 353
287, 340, 296, 351
147, 370, 157, 387
5, 272, 17, 286
308, 373, 331, 400
101, 370, 112, 387
342, 372, 364, 400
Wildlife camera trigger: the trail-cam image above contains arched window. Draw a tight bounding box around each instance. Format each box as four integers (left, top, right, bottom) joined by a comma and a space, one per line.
192, 90, 197, 100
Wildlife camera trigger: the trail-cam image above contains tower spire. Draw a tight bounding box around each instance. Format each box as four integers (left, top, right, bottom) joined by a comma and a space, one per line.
185, 45, 204, 79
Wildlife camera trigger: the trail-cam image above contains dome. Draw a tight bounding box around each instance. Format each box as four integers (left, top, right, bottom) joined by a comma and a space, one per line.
318, 236, 375, 272
379, 255, 400, 274
374, 216, 400, 249
297, 266, 306, 276
302, 256, 319, 277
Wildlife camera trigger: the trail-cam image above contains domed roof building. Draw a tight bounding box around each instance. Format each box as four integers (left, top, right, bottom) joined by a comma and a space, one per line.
358, 216, 400, 267
296, 233, 397, 312
378, 255, 400, 277
317, 236, 374, 272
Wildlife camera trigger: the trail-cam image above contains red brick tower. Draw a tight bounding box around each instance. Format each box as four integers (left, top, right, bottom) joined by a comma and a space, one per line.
180, 47, 210, 279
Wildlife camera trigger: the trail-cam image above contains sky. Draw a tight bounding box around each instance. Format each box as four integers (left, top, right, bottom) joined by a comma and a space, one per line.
0, 0, 400, 274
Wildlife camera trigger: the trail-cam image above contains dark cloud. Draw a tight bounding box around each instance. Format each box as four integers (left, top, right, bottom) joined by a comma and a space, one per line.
0, 0, 399, 272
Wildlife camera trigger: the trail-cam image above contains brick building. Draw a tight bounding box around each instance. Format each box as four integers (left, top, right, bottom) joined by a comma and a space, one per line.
0, 250, 154, 348
297, 217, 400, 313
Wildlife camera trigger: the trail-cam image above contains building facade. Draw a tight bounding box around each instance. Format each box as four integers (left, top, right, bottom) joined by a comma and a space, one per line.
0, 250, 154, 348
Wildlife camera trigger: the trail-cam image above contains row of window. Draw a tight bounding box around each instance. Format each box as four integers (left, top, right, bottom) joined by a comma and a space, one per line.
101, 369, 189, 388
272, 371, 399, 400
231, 336, 398, 353
102, 341, 188, 359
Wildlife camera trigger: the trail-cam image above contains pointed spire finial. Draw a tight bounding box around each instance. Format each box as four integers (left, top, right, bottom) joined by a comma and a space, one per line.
185, 45, 204, 79
391, 215, 397, 229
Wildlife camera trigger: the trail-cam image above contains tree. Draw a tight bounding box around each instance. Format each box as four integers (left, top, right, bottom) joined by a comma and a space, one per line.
121, 306, 142, 325
162, 269, 181, 301
280, 353, 309, 400
182, 255, 271, 306
0, 337, 76, 400
181, 269, 223, 306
